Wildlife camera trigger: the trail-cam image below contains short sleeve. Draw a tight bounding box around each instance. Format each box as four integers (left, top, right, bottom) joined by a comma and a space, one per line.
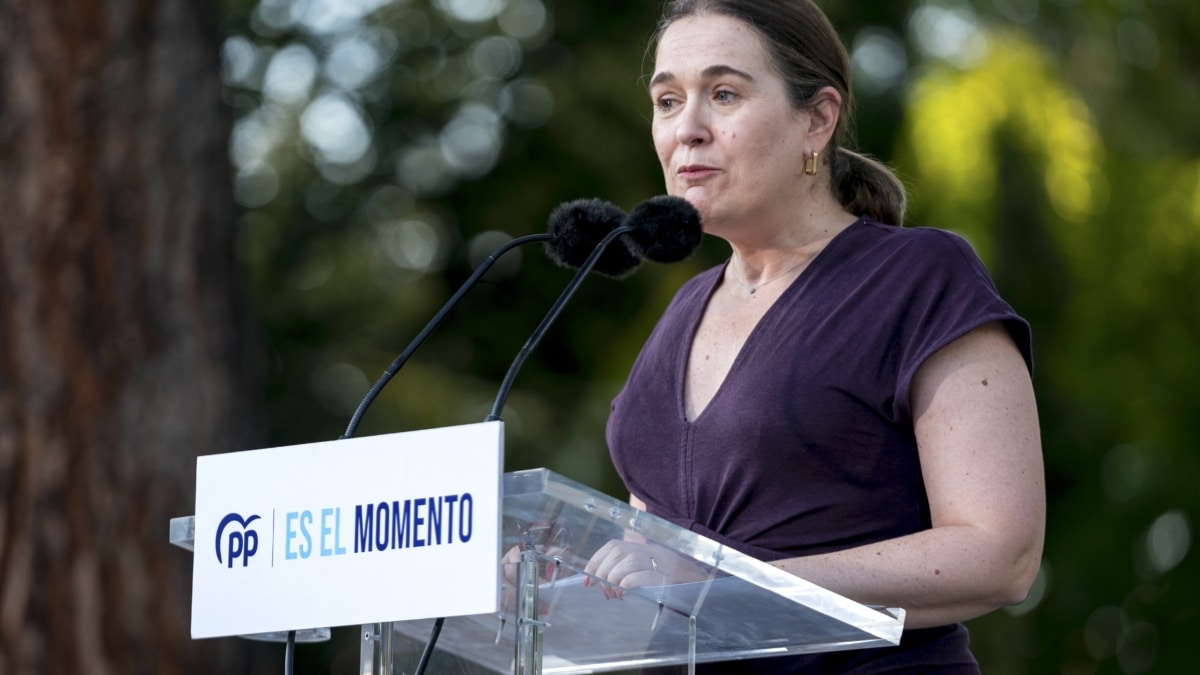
891, 229, 1032, 423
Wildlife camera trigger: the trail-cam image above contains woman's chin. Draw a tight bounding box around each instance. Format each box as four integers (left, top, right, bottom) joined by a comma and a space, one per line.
676, 189, 713, 219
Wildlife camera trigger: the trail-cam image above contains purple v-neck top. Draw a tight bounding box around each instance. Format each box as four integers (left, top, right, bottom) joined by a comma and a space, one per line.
607, 218, 1032, 563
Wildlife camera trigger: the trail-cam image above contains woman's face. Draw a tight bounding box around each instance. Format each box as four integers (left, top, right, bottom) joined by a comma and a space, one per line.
650, 14, 813, 238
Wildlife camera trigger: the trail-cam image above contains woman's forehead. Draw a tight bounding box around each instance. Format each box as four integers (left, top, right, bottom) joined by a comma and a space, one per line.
653, 14, 773, 79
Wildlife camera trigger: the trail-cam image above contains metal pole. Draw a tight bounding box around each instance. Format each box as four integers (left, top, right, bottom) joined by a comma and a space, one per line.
359, 622, 394, 675
513, 549, 546, 675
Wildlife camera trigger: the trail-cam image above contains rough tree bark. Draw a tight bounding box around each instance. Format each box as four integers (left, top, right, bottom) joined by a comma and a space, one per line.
0, 1, 274, 672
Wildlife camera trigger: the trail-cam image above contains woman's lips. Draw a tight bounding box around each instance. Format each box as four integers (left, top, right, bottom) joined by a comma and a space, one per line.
677, 164, 718, 179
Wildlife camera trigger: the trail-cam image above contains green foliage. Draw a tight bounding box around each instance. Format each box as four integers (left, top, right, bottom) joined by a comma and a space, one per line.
896, 2, 1200, 673
220, 0, 1199, 672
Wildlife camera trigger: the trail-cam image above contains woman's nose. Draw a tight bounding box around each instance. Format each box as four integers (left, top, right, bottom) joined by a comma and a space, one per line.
675, 103, 711, 147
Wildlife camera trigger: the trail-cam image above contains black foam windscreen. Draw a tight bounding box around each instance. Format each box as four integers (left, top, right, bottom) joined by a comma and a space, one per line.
544, 198, 643, 279
623, 195, 703, 264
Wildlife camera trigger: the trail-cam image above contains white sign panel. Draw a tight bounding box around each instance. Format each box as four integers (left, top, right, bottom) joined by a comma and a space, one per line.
191, 421, 504, 638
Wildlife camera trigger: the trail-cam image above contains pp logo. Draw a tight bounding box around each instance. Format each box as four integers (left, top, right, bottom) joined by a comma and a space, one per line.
215, 513, 261, 568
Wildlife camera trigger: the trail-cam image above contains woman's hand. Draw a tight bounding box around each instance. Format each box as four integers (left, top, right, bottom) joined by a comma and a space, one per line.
582, 539, 708, 599
500, 543, 570, 585
499, 542, 571, 613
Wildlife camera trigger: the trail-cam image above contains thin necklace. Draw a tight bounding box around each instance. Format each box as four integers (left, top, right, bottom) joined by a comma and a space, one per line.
728, 254, 813, 295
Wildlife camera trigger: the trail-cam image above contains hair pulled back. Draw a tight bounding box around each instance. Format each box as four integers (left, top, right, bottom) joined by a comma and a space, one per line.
652, 0, 907, 225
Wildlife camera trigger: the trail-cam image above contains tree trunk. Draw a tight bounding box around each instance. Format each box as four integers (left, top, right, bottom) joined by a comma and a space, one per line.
0, 1, 272, 672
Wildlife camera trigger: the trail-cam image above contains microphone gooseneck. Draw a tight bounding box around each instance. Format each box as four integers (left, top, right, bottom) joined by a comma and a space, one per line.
340, 198, 634, 439
341, 232, 552, 439
485, 222, 638, 422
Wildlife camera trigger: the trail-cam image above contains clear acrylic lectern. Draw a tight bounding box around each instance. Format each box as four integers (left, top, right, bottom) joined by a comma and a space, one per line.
360, 468, 904, 675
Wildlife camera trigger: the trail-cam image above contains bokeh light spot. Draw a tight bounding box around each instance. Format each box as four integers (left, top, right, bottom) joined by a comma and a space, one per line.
222, 36, 260, 86
439, 103, 503, 177
468, 230, 522, 279
310, 362, 370, 416
263, 43, 319, 105
380, 218, 444, 272
1117, 620, 1159, 675
469, 35, 523, 78
397, 142, 454, 197
1144, 509, 1190, 574
325, 28, 397, 91
234, 160, 281, 208
498, 0, 548, 42
1005, 560, 1050, 617
435, 0, 506, 24
500, 78, 553, 128
1101, 444, 1148, 502
1116, 18, 1160, 70
851, 28, 908, 96
290, 0, 392, 36
909, 4, 987, 67
300, 93, 373, 165
230, 107, 288, 169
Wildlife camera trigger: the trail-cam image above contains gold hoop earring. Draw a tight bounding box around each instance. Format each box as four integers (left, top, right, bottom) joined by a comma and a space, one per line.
804, 151, 820, 176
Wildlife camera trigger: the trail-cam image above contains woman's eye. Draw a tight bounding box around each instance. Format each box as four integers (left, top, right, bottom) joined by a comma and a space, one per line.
654, 96, 678, 112
714, 89, 737, 102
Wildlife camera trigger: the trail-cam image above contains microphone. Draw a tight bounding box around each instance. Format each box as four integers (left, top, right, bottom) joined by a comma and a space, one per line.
485, 195, 702, 422
545, 198, 643, 279
340, 198, 634, 439
622, 195, 704, 263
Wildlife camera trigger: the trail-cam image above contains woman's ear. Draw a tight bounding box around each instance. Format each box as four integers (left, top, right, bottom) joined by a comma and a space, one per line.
806, 85, 842, 148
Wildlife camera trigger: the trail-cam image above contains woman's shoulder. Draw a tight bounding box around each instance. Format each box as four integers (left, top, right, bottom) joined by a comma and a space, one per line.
842, 219, 992, 280
851, 218, 979, 253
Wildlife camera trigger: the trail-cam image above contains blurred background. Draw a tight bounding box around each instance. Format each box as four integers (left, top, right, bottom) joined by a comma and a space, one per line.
1, 0, 1197, 673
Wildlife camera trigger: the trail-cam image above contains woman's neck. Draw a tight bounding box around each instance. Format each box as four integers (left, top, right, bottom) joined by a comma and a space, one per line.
724, 207, 858, 283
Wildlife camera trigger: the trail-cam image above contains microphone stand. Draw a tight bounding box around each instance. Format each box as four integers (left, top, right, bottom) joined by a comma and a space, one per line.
351, 218, 636, 673
486, 224, 637, 422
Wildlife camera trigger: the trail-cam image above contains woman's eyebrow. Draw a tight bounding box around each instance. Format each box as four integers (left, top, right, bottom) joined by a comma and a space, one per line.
649, 64, 756, 89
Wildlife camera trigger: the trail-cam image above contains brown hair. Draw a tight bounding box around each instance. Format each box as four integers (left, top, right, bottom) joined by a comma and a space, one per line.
652, 0, 907, 225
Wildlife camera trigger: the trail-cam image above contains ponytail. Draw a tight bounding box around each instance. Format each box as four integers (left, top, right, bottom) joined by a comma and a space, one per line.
831, 146, 907, 226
